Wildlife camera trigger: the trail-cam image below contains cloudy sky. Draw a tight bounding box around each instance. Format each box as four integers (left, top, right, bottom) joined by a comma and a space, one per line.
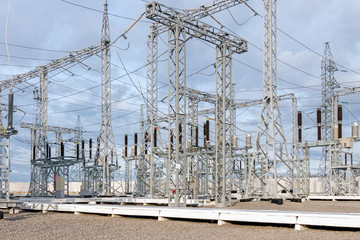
1, 0, 360, 182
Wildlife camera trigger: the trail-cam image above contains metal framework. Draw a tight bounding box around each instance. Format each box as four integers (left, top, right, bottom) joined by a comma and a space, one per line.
94, 0, 118, 195
319, 42, 339, 178
145, 1, 247, 206
247, 0, 293, 198
0, 134, 10, 200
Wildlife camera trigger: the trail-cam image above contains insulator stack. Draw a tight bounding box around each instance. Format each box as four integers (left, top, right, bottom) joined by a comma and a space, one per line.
170, 130, 174, 146
195, 126, 199, 147
206, 119, 210, 142
76, 142, 80, 159
246, 134, 251, 148
48, 145, 51, 158
7, 91, 14, 129
190, 127, 193, 146
61, 141, 64, 157
96, 137, 100, 159
352, 122, 359, 138
134, 133, 138, 156
46, 143, 49, 158
125, 134, 128, 157
33, 145, 36, 160
333, 125, 339, 140
338, 104, 342, 139
317, 108, 321, 141
144, 132, 148, 155
89, 138, 92, 159
81, 140, 85, 160
203, 123, 206, 146
154, 128, 157, 148
298, 111, 302, 143
232, 135, 237, 148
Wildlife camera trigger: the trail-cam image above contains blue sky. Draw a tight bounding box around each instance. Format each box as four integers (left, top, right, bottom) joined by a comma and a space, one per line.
1, 0, 360, 181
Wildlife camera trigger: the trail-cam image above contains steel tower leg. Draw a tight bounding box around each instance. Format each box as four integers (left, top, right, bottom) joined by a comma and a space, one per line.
98, 0, 117, 195
146, 24, 162, 198
247, 0, 293, 198
215, 43, 232, 206
318, 43, 339, 185
167, 19, 187, 207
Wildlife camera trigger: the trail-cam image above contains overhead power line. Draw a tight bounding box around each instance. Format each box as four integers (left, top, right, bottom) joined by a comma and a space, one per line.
60, 0, 152, 24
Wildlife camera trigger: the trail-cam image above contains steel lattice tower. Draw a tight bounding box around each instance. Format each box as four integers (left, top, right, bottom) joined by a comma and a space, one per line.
247, 0, 292, 198
167, 19, 187, 206
96, 0, 117, 194
318, 42, 339, 177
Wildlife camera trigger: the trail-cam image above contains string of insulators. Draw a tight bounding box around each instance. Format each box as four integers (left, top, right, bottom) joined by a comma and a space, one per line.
195, 126, 199, 147
81, 140, 85, 160
125, 134, 128, 157
32, 145, 36, 160
317, 108, 321, 141
76, 142, 80, 159
89, 138, 92, 159
134, 133, 138, 156
154, 128, 157, 148
61, 140, 64, 157
298, 111, 302, 143
338, 104, 342, 139
206, 119, 210, 142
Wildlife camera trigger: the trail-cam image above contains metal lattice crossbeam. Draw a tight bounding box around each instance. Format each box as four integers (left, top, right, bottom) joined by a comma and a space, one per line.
145, 2, 248, 54
0, 44, 102, 90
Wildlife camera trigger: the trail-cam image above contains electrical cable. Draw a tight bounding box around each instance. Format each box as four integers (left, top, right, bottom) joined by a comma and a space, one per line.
60, 0, 152, 24
0, 41, 69, 53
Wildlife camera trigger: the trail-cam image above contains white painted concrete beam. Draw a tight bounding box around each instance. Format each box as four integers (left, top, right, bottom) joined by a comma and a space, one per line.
21, 202, 360, 230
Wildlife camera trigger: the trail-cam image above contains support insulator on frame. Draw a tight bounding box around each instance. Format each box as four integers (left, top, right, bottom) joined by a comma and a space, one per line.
298, 111, 302, 143
134, 133, 138, 156
338, 104, 342, 139
170, 130, 174, 147
352, 122, 359, 138
32, 145, 36, 160
7, 91, 14, 129
125, 134, 128, 157
153, 127, 157, 148
48, 145, 51, 159
76, 142, 80, 159
317, 108, 321, 141
195, 126, 199, 147
61, 141, 64, 157
203, 123, 206, 147
206, 119, 210, 142
96, 137, 100, 160
89, 138, 92, 159
246, 134, 251, 148
81, 140, 85, 160
333, 125, 339, 140
46, 143, 49, 158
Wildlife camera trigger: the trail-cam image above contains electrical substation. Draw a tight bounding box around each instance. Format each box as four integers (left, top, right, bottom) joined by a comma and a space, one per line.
1, 0, 360, 231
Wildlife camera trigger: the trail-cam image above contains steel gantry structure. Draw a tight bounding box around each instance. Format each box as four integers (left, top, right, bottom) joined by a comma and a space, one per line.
143, 1, 248, 206
90, 0, 119, 196
246, 0, 295, 198
318, 42, 339, 178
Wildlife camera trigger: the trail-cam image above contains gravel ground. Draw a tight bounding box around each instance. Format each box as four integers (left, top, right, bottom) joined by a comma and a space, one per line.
1, 201, 360, 240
